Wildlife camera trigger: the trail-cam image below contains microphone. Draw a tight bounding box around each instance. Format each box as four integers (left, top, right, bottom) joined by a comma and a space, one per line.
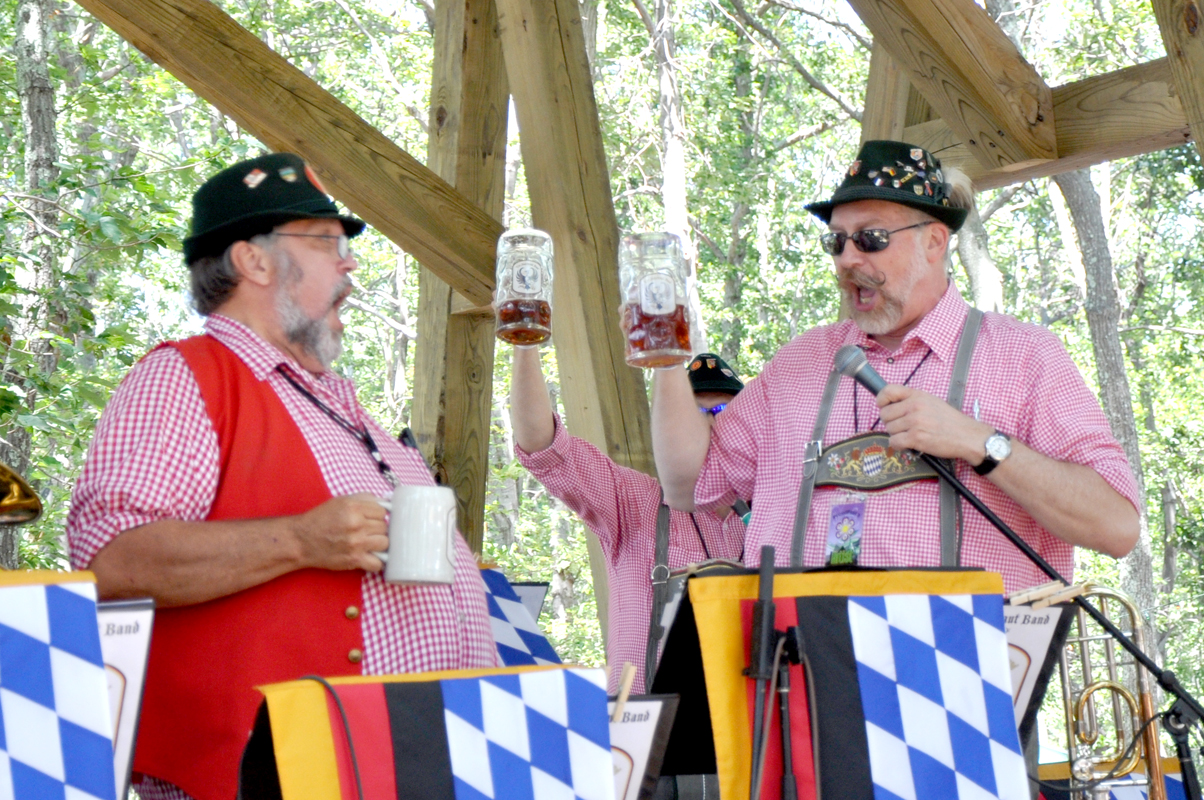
834, 344, 887, 395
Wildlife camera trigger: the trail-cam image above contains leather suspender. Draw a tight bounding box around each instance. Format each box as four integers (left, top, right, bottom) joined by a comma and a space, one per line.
788, 307, 984, 568
789, 369, 843, 567
939, 307, 983, 565
646, 494, 672, 686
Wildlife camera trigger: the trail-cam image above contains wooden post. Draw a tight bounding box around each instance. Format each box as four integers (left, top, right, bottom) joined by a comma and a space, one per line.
495, 0, 658, 636
860, 44, 911, 144
412, 0, 509, 553
1151, 0, 1204, 162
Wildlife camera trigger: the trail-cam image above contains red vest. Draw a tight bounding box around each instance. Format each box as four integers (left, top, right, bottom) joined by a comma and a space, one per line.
133, 335, 364, 800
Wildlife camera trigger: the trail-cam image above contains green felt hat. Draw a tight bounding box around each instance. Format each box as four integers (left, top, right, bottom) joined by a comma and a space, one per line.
183, 153, 365, 264
687, 353, 745, 396
805, 140, 968, 232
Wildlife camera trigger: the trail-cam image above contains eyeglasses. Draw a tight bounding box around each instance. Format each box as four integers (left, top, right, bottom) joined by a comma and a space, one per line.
272, 232, 352, 260
700, 402, 728, 416
819, 221, 932, 256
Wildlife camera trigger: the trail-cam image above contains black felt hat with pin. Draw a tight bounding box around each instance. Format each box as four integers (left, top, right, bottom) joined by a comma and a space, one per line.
805, 140, 968, 232
687, 353, 745, 396
183, 153, 365, 264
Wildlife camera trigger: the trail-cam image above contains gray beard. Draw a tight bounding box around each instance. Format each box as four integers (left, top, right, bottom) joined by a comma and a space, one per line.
274, 251, 347, 370
846, 288, 906, 336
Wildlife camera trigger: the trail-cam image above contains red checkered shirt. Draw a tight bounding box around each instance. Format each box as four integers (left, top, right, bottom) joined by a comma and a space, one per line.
517, 415, 744, 694
697, 284, 1140, 595
68, 316, 498, 799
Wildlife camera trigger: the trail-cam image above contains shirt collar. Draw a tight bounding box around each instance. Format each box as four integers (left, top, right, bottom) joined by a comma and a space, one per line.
841, 281, 969, 364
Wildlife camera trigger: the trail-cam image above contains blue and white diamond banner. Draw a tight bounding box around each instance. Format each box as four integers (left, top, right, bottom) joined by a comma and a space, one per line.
0, 573, 116, 800
847, 592, 1027, 800
441, 667, 611, 800
480, 568, 561, 667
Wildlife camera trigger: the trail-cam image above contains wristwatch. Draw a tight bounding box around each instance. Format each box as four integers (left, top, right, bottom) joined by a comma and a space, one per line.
975, 431, 1012, 476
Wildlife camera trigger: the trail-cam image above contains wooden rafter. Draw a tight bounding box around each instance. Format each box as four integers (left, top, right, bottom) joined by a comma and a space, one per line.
904, 59, 1192, 190
1151, 0, 1204, 162
73, 0, 502, 305
845, 0, 1056, 169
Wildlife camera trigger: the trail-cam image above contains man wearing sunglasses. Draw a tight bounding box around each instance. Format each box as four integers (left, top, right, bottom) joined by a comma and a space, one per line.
66, 153, 498, 800
649, 140, 1139, 597
510, 346, 747, 696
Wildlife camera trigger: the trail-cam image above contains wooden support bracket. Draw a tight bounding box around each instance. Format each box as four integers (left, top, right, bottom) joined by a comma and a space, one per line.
845, 0, 1056, 169
904, 59, 1191, 190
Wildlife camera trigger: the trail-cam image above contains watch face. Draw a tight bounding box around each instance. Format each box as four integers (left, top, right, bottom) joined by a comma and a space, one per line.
985, 433, 1011, 461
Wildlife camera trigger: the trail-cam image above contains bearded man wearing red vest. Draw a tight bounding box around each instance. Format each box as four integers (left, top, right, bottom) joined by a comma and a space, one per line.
66, 153, 499, 800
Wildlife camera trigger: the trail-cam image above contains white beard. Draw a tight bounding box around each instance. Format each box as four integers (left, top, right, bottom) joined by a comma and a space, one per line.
274, 251, 348, 370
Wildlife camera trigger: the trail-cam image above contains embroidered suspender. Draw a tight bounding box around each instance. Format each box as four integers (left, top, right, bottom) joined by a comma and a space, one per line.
789, 369, 843, 566
788, 307, 984, 567
939, 307, 983, 565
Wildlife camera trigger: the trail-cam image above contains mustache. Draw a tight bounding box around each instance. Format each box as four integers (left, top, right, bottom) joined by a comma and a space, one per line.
331, 277, 353, 306
838, 268, 886, 290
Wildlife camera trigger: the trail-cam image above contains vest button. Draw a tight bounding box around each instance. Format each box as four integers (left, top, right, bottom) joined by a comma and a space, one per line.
345, 605, 360, 619
348, 648, 363, 664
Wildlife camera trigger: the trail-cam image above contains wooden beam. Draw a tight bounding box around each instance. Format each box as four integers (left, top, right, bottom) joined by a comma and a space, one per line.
1151, 0, 1204, 162
496, 0, 658, 640
412, 0, 509, 554
861, 43, 912, 144
845, 0, 1056, 169
72, 0, 502, 305
903, 59, 1192, 190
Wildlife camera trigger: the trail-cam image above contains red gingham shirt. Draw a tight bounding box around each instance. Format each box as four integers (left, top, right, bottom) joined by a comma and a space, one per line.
67, 315, 498, 673
517, 416, 744, 694
697, 284, 1140, 594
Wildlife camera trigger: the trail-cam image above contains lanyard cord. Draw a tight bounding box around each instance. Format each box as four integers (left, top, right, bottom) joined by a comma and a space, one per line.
853, 346, 933, 433
275, 364, 398, 488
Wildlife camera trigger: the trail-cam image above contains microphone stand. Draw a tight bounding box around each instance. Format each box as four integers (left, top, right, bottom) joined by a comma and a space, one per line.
746, 546, 777, 800
921, 452, 1204, 800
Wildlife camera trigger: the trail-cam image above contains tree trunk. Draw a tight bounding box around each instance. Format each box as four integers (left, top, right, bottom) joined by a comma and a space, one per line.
717, 46, 755, 362
956, 207, 1005, 312
1052, 169, 1156, 636
3, 0, 61, 568
650, 0, 708, 352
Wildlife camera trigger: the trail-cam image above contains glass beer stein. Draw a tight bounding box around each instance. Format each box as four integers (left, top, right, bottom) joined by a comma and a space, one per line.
619, 232, 692, 368
494, 228, 554, 346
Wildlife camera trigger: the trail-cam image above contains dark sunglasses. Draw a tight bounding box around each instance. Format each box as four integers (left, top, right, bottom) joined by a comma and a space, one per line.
700, 402, 728, 416
273, 232, 352, 260
819, 221, 932, 256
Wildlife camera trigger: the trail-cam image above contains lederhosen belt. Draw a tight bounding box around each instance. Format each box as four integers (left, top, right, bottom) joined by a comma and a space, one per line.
789, 307, 984, 567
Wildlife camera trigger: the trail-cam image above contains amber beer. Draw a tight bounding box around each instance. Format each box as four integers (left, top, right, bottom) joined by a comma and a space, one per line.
496, 299, 552, 345
623, 304, 691, 368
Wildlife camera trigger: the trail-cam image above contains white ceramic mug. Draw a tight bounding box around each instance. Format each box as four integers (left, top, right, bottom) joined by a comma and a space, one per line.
375, 485, 457, 585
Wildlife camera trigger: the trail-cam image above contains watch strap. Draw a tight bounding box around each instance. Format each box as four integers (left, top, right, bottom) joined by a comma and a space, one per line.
974, 431, 1009, 476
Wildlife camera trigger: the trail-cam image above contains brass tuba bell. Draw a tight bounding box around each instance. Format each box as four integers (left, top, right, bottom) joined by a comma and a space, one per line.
0, 461, 41, 525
